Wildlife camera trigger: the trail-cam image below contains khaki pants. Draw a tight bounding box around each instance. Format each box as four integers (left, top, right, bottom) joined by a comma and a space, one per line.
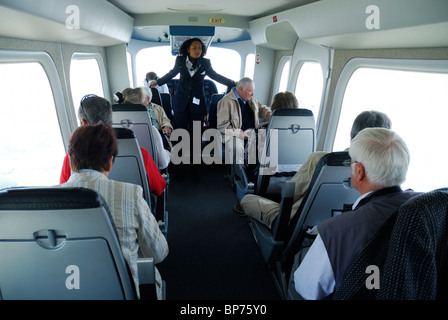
240, 194, 301, 229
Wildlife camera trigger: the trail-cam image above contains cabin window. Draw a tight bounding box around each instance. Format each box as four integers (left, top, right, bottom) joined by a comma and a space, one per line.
126, 51, 134, 88
200, 46, 241, 94
0, 62, 65, 188
294, 62, 323, 123
278, 60, 291, 93
136, 46, 177, 87
334, 67, 448, 192
271, 56, 291, 98
244, 53, 255, 79
70, 56, 104, 123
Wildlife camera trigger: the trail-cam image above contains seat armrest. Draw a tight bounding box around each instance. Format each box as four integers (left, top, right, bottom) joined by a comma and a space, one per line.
272, 180, 296, 241
137, 258, 157, 300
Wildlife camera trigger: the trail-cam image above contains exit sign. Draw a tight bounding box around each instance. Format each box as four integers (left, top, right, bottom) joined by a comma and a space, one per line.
209, 18, 226, 25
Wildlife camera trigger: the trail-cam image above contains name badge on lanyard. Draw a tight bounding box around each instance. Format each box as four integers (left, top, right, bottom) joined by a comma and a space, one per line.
192, 97, 200, 105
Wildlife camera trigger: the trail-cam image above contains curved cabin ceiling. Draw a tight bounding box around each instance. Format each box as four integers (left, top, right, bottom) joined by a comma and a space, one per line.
0, 0, 447, 49
108, 0, 319, 43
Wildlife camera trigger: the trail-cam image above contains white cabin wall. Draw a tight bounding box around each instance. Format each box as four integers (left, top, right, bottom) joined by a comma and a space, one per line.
253, 46, 275, 106
106, 43, 131, 99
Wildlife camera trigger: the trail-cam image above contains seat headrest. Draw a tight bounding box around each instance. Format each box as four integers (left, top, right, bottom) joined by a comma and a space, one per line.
271, 108, 314, 117
112, 104, 147, 112
0, 187, 104, 210
113, 127, 136, 139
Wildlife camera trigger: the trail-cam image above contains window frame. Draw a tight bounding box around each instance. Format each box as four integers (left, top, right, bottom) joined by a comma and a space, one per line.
293, 61, 324, 124
325, 57, 448, 151
272, 55, 291, 96
0, 49, 69, 187
244, 53, 255, 79
70, 52, 109, 106
0, 49, 70, 146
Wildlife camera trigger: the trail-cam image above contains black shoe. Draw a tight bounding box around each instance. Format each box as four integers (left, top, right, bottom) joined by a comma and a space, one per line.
233, 203, 246, 216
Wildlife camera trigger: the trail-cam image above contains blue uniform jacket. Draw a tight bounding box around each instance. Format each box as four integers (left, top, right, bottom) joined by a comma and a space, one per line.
157, 55, 235, 116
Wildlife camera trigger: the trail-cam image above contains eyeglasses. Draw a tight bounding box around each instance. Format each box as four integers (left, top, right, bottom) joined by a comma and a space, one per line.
79, 94, 98, 124
343, 159, 358, 167
80, 94, 98, 108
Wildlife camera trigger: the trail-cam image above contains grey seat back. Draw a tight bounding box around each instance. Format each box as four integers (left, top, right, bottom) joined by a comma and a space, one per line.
333, 188, 448, 300
112, 104, 158, 166
109, 128, 151, 208
160, 92, 173, 121
0, 187, 137, 300
207, 93, 224, 129
256, 108, 316, 196
283, 151, 361, 260
150, 87, 162, 106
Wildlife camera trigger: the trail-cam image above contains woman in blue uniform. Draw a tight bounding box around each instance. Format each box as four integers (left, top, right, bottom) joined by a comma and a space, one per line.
150, 38, 236, 168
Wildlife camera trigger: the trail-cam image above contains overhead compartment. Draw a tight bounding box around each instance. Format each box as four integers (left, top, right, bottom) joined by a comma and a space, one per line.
169, 26, 215, 55
0, 0, 134, 46
250, 0, 448, 50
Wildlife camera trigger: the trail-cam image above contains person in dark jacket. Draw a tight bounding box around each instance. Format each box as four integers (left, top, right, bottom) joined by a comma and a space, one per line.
293, 127, 419, 299
150, 38, 235, 171
150, 38, 236, 134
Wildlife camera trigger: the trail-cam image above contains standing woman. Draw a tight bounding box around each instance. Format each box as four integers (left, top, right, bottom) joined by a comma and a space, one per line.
150, 38, 236, 134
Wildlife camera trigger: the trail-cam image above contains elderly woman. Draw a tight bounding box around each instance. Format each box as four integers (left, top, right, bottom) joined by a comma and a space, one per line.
58, 123, 168, 299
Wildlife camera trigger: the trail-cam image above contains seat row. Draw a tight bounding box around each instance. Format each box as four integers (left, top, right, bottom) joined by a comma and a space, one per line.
230, 109, 448, 299
0, 186, 161, 300
0, 101, 172, 300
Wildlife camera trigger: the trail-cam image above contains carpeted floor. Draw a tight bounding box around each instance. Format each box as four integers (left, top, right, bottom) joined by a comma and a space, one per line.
157, 163, 281, 300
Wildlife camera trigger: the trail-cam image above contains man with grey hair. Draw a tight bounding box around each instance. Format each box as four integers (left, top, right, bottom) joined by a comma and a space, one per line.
59, 94, 167, 197
294, 127, 419, 300
217, 77, 271, 165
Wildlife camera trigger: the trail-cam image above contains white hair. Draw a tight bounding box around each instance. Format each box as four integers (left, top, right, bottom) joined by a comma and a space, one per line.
237, 77, 254, 90
349, 127, 410, 187
139, 86, 152, 103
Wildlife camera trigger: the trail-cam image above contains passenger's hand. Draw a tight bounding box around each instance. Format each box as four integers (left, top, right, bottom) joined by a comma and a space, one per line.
149, 80, 157, 88
162, 126, 172, 136
239, 129, 252, 140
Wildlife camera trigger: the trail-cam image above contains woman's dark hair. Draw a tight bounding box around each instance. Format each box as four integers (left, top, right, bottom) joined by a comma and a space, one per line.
68, 123, 118, 173
145, 72, 158, 81
179, 38, 207, 57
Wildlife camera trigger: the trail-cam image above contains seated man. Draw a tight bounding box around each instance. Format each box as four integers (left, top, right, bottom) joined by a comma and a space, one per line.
217, 77, 271, 165
294, 127, 419, 299
240, 110, 392, 228
57, 123, 169, 299
59, 95, 166, 197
